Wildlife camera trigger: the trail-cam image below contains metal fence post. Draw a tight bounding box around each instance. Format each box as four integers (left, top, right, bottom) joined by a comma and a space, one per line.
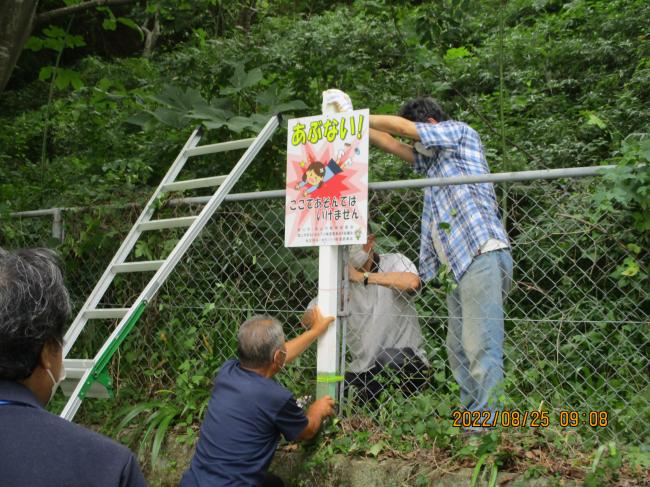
52, 208, 64, 241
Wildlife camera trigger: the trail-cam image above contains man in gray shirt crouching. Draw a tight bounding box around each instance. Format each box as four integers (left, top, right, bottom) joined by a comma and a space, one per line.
304, 234, 429, 405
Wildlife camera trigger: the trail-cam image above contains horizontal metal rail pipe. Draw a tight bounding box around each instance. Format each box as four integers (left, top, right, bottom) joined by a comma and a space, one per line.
168, 164, 616, 205
9, 165, 616, 214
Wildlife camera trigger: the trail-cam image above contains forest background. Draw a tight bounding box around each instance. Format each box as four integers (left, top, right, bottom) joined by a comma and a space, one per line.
1, 1, 649, 485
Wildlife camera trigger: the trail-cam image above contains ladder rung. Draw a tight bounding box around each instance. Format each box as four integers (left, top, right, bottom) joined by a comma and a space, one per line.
138, 216, 197, 231
84, 308, 129, 319
61, 359, 110, 399
63, 359, 94, 376
185, 138, 255, 157
112, 261, 164, 273
161, 176, 227, 193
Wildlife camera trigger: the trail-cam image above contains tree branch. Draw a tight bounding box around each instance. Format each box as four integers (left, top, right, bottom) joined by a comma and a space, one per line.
35, 0, 139, 26
141, 12, 159, 58
0, 0, 38, 92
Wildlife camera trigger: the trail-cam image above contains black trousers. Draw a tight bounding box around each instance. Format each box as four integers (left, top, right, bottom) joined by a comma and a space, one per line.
261, 472, 284, 487
344, 348, 429, 405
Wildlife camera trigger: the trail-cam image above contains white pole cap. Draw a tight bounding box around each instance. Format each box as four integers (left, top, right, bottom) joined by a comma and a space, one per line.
322, 89, 353, 115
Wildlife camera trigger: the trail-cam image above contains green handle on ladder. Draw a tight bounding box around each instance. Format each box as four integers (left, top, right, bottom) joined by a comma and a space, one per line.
78, 301, 148, 400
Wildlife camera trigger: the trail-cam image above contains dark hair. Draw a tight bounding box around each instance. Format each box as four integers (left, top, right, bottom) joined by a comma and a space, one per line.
237, 315, 284, 368
398, 97, 450, 123
0, 248, 71, 380
301, 161, 326, 188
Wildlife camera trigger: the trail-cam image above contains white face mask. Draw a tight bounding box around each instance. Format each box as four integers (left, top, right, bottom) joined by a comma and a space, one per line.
46, 366, 66, 403
276, 349, 287, 373
349, 245, 370, 268
46, 340, 66, 403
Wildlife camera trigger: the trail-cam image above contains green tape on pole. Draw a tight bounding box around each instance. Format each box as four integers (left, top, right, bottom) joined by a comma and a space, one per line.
316, 374, 344, 383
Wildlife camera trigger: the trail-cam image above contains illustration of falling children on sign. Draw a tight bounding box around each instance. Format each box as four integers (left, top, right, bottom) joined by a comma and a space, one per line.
294, 142, 361, 196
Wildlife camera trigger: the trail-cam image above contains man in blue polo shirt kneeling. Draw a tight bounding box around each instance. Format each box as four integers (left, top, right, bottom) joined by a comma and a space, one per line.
181, 310, 336, 487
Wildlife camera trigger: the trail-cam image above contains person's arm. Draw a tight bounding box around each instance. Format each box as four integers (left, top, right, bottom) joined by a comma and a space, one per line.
295, 395, 335, 441
372, 114, 466, 151
370, 128, 415, 164
370, 114, 420, 140
348, 264, 420, 293
285, 307, 334, 364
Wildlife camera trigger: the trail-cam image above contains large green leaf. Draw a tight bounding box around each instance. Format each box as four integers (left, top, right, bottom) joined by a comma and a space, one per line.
151, 85, 206, 112
151, 411, 177, 469
186, 105, 232, 123
222, 64, 264, 94
149, 108, 185, 129
225, 116, 256, 133
269, 100, 308, 113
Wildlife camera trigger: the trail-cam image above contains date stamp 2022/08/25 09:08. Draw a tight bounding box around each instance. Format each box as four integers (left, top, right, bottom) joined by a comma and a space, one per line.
451, 410, 610, 429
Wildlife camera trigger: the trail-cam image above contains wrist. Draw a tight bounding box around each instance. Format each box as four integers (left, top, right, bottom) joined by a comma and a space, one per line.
311, 324, 328, 338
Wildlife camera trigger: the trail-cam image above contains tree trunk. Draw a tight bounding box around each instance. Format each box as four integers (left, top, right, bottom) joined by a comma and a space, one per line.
141, 12, 159, 58
35, 0, 139, 26
236, 1, 257, 33
0, 0, 141, 92
0, 0, 38, 92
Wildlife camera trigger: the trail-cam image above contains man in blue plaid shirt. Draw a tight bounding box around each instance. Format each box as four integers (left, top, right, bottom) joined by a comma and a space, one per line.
368, 97, 513, 428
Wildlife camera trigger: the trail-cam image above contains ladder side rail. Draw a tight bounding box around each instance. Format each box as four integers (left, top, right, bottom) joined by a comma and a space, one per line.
60, 367, 93, 420
61, 116, 280, 421
141, 115, 281, 301
62, 127, 204, 357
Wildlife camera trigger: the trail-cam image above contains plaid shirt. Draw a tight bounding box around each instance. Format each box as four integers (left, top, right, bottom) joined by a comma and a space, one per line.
412, 120, 509, 283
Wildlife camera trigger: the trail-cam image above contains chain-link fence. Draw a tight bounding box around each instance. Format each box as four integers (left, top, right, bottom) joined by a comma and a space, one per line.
2, 172, 648, 445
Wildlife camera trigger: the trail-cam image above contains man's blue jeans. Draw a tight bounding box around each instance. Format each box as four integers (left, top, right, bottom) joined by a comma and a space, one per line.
446, 250, 513, 421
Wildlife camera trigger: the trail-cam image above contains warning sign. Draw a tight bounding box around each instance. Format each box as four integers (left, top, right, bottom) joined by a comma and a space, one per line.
285, 109, 369, 247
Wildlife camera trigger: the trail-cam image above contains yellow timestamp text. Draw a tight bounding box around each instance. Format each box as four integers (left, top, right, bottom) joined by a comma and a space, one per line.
451, 410, 609, 428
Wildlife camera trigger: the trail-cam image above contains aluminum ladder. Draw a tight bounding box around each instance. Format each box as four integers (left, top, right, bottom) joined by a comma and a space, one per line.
59, 115, 281, 421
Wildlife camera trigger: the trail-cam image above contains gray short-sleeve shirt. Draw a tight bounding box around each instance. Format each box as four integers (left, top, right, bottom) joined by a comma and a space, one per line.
310, 253, 428, 373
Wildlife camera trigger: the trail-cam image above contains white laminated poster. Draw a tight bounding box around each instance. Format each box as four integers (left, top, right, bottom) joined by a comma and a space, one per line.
285, 108, 369, 247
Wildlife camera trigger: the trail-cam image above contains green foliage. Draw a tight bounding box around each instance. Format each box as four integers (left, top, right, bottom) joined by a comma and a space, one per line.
96, 6, 143, 39
584, 441, 623, 487
470, 453, 496, 487
3, 0, 649, 209
1, 1, 649, 481
26, 24, 86, 91
591, 133, 650, 294
116, 400, 178, 469
127, 76, 307, 133
25, 26, 86, 53
112, 302, 224, 466
595, 134, 650, 234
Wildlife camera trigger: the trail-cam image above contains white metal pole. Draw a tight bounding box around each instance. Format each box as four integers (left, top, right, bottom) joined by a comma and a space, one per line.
315, 100, 344, 400
316, 245, 340, 399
